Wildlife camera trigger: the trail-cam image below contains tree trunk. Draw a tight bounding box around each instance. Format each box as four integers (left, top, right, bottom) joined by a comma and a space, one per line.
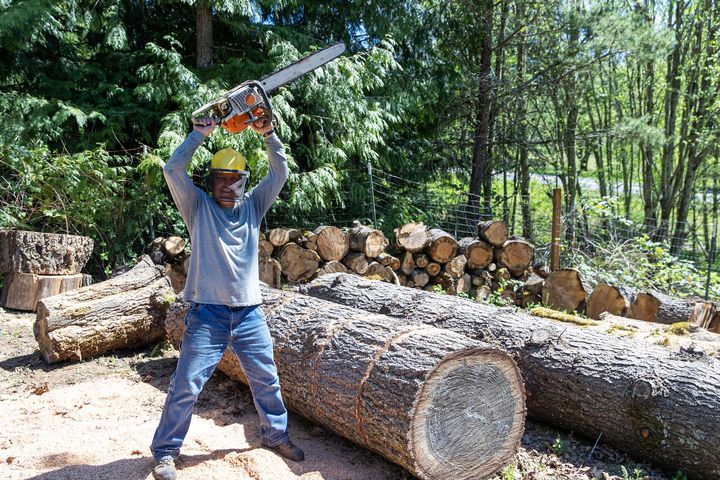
258, 257, 281, 289
195, 1, 213, 69
497, 240, 534, 277
314, 260, 348, 278
301, 273, 720, 479
164, 287, 526, 480
468, 0, 495, 219
268, 228, 301, 247
0, 230, 93, 275
343, 252, 370, 275
586, 284, 630, 320
33, 256, 171, 364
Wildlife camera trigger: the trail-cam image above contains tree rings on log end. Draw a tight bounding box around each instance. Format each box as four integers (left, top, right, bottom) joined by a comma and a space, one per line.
411, 349, 526, 480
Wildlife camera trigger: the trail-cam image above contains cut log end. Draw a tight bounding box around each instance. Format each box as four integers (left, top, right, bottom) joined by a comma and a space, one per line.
411, 349, 525, 480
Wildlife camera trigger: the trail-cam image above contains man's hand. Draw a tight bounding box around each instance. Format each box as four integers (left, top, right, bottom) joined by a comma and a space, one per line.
249, 111, 274, 136
193, 117, 217, 137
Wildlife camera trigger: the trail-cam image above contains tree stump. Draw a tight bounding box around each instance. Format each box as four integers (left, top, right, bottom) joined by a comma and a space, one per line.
165, 287, 526, 480
0, 230, 93, 275
33, 256, 171, 364
0, 272, 89, 311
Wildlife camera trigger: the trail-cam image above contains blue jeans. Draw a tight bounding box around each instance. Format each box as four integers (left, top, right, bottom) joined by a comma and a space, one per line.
150, 302, 289, 461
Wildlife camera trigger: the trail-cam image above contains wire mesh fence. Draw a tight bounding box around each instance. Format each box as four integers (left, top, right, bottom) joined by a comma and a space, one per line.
262, 161, 719, 275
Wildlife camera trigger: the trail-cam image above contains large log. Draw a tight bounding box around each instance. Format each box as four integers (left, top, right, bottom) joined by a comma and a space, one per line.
301, 273, 720, 479
165, 287, 526, 480
0, 230, 94, 274
0, 272, 88, 311
348, 222, 389, 259
313, 226, 350, 262
394, 222, 430, 253
542, 268, 592, 313
424, 228, 458, 264
33, 256, 172, 364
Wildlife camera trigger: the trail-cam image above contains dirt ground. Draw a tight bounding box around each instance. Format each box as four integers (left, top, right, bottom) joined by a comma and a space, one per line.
0, 308, 673, 480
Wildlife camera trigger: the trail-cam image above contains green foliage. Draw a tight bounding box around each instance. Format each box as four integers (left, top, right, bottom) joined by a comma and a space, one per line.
620, 466, 644, 480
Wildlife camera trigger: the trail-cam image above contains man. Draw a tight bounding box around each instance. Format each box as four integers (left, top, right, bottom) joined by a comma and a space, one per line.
150, 114, 303, 480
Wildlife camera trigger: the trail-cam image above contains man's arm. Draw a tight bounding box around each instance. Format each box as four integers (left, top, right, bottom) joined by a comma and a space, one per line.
163, 122, 214, 226
249, 131, 290, 218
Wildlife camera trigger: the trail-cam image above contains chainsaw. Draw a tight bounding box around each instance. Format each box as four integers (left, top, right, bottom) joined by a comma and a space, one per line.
192, 42, 346, 134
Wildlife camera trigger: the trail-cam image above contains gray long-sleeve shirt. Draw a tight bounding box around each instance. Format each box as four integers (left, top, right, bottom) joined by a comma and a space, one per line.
163, 130, 289, 306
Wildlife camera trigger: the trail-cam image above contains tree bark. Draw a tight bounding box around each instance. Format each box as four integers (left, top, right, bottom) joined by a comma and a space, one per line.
301, 273, 720, 479
165, 287, 526, 480
33, 256, 171, 364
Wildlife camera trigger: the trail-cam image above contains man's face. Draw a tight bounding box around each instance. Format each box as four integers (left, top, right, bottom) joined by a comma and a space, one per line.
211, 171, 247, 208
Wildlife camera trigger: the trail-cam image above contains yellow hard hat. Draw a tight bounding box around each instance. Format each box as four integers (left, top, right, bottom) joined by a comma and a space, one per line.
210, 148, 247, 173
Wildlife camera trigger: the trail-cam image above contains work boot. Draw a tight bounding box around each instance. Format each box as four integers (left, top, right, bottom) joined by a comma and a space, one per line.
262, 440, 305, 462
152, 457, 177, 480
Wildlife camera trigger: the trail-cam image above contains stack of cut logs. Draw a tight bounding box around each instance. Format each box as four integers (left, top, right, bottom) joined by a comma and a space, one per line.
391, 220, 535, 304
257, 220, 537, 306
258, 221, 397, 288
0, 230, 93, 311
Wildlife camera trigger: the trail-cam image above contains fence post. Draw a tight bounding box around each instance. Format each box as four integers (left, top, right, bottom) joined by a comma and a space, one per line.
705, 219, 717, 300
367, 161, 377, 227
550, 188, 562, 271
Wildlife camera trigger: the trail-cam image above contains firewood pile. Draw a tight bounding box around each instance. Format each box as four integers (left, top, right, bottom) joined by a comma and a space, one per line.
391, 220, 536, 304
